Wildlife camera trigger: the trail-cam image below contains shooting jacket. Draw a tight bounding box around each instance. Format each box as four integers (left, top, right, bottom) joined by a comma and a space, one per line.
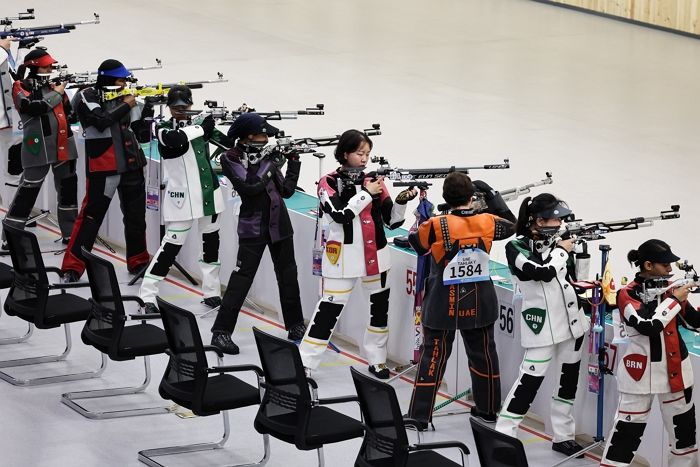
72, 87, 151, 176
12, 78, 77, 169
318, 169, 406, 279
616, 276, 700, 394
408, 210, 514, 330
505, 236, 590, 348
157, 118, 225, 222
0, 47, 12, 129
221, 145, 299, 244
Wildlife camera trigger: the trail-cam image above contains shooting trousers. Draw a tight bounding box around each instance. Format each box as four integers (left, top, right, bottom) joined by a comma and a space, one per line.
62, 169, 149, 277
408, 324, 500, 423
495, 335, 584, 443
140, 214, 221, 304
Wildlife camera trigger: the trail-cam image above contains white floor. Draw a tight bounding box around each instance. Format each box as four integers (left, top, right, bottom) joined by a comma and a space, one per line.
2, 0, 698, 465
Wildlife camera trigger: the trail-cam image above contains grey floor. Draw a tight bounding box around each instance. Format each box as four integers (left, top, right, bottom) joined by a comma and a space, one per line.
2, 0, 698, 465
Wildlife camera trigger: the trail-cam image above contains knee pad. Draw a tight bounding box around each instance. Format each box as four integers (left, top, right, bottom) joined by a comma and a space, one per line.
557, 361, 581, 400
149, 242, 182, 277
308, 301, 344, 340
673, 404, 696, 449
59, 174, 78, 206
369, 288, 390, 328
201, 230, 220, 263
605, 420, 646, 464
506, 373, 545, 415
8, 143, 22, 176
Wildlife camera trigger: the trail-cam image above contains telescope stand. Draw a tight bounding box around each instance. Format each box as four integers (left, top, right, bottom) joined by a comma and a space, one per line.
551, 244, 611, 466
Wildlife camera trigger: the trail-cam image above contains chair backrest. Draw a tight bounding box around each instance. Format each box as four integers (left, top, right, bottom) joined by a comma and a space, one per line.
81, 247, 127, 353
252, 327, 312, 429
156, 297, 210, 414
2, 223, 50, 325
469, 417, 529, 467
350, 366, 410, 466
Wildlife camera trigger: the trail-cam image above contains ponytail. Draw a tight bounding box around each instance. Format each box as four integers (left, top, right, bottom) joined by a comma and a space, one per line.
515, 196, 532, 237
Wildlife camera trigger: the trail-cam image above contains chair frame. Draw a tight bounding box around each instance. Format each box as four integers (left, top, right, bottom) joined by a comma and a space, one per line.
0, 262, 33, 344
61, 247, 172, 419
252, 327, 363, 467
350, 367, 470, 467
0, 224, 105, 386
137, 298, 270, 467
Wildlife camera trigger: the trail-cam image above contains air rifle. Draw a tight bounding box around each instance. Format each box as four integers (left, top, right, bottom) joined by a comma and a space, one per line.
201, 101, 325, 123
640, 260, 700, 305
1, 13, 100, 40
370, 156, 510, 189
563, 205, 681, 243
273, 124, 382, 158
1, 9, 35, 26
499, 172, 553, 201
101, 72, 227, 101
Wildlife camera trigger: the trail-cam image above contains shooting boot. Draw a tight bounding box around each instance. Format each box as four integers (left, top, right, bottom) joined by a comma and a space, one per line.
203, 296, 222, 309
144, 303, 159, 315
552, 440, 585, 458
369, 363, 390, 379
211, 332, 239, 355
287, 321, 307, 341
470, 406, 497, 423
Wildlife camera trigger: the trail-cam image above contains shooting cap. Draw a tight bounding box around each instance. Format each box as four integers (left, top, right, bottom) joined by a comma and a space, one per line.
442, 172, 475, 208
166, 85, 193, 107
227, 112, 279, 141
97, 59, 132, 79
628, 239, 680, 267
528, 193, 572, 220
23, 48, 57, 68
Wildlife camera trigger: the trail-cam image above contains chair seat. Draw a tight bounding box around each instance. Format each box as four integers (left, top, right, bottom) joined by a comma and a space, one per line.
256, 405, 364, 448
0, 263, 13, 289
7, 293, 91, 328
161, 374, 260, 415
83, 323, 168, 360
357, 450, 463, 467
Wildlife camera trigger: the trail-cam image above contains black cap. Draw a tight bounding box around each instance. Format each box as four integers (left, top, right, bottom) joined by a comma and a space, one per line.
96, 59, 130, 88
529, 193, 572, 220
166, 85, 193, 107
227, 113, 279, 141
630, 239, 680, 266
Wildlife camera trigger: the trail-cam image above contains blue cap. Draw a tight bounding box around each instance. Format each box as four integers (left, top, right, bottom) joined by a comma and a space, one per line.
97, 59, 131, 79
227, 113, 279, 141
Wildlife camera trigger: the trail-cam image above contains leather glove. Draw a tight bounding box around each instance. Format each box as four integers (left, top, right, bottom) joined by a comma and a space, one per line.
395, 187, 418, 205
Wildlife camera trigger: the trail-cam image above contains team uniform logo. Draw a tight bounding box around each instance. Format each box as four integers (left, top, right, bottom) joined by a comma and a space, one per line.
623, 354, 647, 381
24, 134, 42, 155
325, 241, 341, 265
168, 190, 186, 208
522, 307, 546, 335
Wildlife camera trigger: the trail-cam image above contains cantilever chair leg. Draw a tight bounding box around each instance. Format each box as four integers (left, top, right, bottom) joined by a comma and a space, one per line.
317, 447, 325, 467
61, 355, 172, 419
138, 409, 270, 467
0, 322, 74, 368
0, 324, 108, 386
0, 322, 33, 344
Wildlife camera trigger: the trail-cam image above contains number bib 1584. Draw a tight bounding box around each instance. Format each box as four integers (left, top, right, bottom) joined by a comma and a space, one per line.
443, 248, 490, 285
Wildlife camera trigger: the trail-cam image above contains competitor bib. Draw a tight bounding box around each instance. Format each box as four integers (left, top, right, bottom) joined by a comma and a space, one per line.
443, 247, 490, 285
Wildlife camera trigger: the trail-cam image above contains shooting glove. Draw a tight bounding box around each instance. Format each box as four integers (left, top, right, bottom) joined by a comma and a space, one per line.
395, 187, 418, 205
200, 114, 215, 139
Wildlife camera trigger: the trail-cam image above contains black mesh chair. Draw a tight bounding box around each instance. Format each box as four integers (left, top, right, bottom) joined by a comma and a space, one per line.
350, 367, 470, 466
61, 247, 170, 419
0, 223, 106, 386
252, 327, 364, 466
138, 297, 269, 467
469, 417, 529, 467
0, 260, 31, 344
